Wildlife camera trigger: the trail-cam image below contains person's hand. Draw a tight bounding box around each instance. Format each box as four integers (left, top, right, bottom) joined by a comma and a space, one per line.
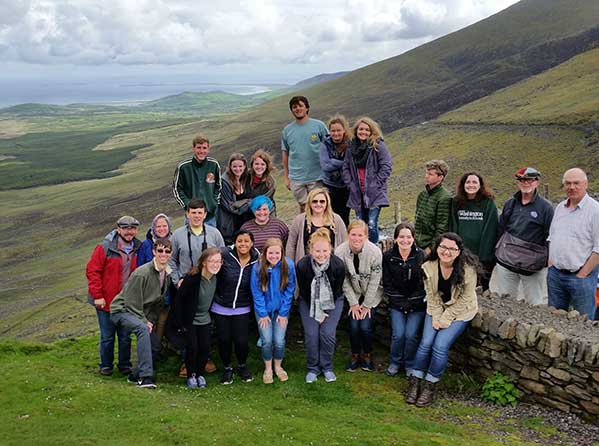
320, 314, 328, 324
576, 271, 588, 279
147, 321, 154, 333
258, 316, 271, 329
360, 306, 372, 320
432, 320, 442, 330
276, 315, 288, 328
94, 298, 106, 309
348, 305, 361, 320
285, 176, 291, 190
177, 279, 183, 289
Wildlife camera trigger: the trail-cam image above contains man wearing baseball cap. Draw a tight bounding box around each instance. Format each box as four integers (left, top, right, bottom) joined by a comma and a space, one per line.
86, 215, 142, 376
494, 168, 554, 305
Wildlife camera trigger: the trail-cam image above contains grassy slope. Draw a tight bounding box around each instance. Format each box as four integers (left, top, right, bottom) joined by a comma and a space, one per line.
0, 335, 573, 446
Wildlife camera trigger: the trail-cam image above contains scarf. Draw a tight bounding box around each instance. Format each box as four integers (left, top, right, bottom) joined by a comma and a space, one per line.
333, 139, 349, 160
350, 139, 371, 168
309, 257, 335, 323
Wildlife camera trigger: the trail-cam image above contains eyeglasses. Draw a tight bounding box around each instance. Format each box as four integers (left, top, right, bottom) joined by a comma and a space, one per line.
516, 178, 537, 184
118, 225, 138, 229
155, 248, 172, 254
311, 199, 326, 204
207, 260, 223, 265
438, 245, 460, 254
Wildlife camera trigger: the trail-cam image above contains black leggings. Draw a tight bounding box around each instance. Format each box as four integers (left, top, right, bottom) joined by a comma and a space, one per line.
213, 313, 250, 367
185, 323, 211, 377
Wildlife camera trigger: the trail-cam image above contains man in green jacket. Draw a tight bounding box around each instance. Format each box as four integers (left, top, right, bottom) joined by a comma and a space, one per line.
110, 238, 172, 388
173, 133, 222, 226
414, 160, 452, 256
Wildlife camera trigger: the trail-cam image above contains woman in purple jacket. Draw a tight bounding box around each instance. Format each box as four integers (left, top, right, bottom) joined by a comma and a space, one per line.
342, 116, 393, 243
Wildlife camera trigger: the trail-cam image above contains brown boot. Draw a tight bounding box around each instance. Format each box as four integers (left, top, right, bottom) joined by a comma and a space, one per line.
204, 359, 217, 374
405, 375, 420, 405
415, 380, 435, 407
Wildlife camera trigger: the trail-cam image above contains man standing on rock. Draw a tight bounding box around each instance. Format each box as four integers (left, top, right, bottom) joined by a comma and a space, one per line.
547, 168, 599, 319
494, 167, 553, 306
281, 95, 328, 212
86, 215, 142, 376
414, 160, 452, 256
173, 133, 222, 227
110, 238, 173, 389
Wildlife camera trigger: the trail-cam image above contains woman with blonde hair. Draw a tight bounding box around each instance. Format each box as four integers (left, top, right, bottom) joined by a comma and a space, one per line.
342, 116, 393, 243
320, 114, 351, 225
296, 228, 346, 383
286, 187, 347, 265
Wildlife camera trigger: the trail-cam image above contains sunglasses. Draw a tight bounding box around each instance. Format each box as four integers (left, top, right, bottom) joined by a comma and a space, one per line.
311, 199, 326, 204
155, 248, 172, 254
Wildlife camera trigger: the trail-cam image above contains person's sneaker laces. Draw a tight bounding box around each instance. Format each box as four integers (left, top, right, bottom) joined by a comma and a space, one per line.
237, 364, 254, 383
220, 367, 234, 385
137, 377, 157, 389
186, 374, 198, 389
196, 375, 207, 388
323, 371, 337, 383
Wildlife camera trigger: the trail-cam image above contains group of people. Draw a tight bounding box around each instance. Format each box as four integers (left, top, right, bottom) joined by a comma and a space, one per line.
85, 95, 599, 408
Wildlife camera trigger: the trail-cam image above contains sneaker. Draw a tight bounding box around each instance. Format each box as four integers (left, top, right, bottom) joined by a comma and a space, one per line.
361, 354, 375, 372
127, 373, 141, 385
196, 375, 207, 388
385, 364, 400, 377
237, 364, 254, 383
137, 377, 157, 389
305, 372, 318, 384
204, 359, 217, 374
345, 354, 361, 372
323, 371, 337, 383
186, 374, 198, 389
99, 367, 113, 376
220, 367, 234, 385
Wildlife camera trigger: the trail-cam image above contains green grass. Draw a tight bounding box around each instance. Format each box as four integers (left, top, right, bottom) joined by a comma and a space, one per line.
0, 334, 573, 446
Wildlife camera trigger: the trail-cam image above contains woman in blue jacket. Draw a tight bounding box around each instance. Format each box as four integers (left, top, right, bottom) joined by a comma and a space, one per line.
342, 116, 392, 243
251, 238, 296, 384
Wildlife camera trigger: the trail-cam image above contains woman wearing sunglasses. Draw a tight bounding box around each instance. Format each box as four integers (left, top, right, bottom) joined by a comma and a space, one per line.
406, 232, 480, 407
286, 187, 347, 266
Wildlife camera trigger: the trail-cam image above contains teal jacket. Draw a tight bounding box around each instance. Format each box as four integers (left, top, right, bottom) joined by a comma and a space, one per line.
415, 184, 452, 250
173, 156, 222, 220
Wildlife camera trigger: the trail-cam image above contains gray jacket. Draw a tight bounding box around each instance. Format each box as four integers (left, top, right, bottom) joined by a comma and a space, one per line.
335, 240, 383, 308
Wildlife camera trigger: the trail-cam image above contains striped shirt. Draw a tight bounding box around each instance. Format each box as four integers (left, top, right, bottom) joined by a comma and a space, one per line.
240, 218, 289, 253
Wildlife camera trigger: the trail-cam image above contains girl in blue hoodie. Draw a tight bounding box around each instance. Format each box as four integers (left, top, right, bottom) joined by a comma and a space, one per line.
251, 238, 296, 384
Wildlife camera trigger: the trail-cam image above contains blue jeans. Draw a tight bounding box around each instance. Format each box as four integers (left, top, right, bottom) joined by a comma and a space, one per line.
389, 309, 425, 373
547, 265, 598, 320
356, 207, 380, 244
411, 314, 469, 383
256, 312, 288, 361
348, 307, 376, 354
96, 309, 131, 371
110, 312, 160, 378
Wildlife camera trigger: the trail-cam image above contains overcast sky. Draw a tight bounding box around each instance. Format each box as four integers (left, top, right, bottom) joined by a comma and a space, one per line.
0, 0, 519, 84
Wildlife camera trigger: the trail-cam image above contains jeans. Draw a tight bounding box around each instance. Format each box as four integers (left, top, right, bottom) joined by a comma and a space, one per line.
348, 307, 376, 355
96, 309, 131, 371
256, 312, 288, 361
389, 309, 425, 373
110, 312, 160, 378
493, 263, 546, 306
299, 297, 344, 374
355, 207, 380, 244
547, 265, 598, 320
411, 314, 469, 383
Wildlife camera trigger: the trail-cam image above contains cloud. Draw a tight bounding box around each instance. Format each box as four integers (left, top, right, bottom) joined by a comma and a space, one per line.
0, 0, 519, 69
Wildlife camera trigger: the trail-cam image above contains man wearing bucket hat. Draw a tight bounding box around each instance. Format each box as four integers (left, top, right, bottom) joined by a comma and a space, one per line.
494, 168, 554, 305
86, 215, 142, 376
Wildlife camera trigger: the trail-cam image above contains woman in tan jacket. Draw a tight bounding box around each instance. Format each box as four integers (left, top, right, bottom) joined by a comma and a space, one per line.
406, 232, 480, 407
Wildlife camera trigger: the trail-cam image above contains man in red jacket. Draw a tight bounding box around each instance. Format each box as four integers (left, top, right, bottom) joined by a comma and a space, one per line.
86, 216, 141, 376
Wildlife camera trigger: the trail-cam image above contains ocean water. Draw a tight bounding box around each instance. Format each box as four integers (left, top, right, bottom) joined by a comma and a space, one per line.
0, 79, 282, 108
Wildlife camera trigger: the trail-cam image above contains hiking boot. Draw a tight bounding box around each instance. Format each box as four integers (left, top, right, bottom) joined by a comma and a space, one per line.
385, 364, 400, 377
361, 353, 375, 372
179, 364, 188, 378
186, 374, 198, 389
204, 359, 217, 374
405, 375, 420, 405
415, 380, 435, 407
345, 354, 361, 372
323, 371, 337, 383
220, 367, 234, 385
237, 364, 254, 383
137, 377, 157, 389
99, 367, 113, 376
305, 372, 318, 384
196, 375, 207, 388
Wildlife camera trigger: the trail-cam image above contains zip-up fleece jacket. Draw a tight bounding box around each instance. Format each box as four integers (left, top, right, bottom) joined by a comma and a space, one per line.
214, 246, 259, 309
382, 244, 426, 313
173, 156, 222, 220
86, 231, 141, 312
110, 260, 171, 325
414, 183, 452, 250
335, 240, 383, 308
319, 136, 347, 189
251, 258, 296, 318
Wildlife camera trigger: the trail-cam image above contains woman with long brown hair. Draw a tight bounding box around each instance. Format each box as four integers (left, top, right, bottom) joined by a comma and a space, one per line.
217, 153, 252, 244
